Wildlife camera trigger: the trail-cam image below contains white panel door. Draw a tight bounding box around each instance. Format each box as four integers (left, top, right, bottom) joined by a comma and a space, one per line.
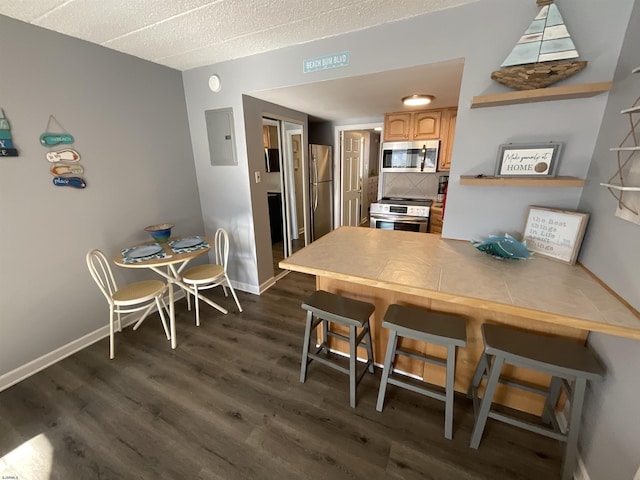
341, 132, 363, 226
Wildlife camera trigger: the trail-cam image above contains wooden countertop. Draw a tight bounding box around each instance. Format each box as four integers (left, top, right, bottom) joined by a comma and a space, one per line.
280, 227, 640, 339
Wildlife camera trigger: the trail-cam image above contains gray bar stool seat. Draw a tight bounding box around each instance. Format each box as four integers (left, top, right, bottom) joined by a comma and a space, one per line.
300, 290, 375, 408
468, 323, 605, 480
376, 304, 467, 440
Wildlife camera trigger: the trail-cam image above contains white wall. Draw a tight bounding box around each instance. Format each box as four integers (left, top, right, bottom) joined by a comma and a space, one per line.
0, 15, 203, 378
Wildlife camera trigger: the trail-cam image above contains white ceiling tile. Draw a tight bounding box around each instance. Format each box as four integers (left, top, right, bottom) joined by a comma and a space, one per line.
0, 0, 66, 22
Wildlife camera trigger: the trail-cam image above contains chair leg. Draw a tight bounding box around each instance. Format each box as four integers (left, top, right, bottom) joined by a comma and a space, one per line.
349, 325, 357, 408
470, 355, 505, 449
194, 284, 201, 326
364, 321, 375, 373
376, 330, 398, 412
562, 378, 587, 480
224, 273, 243, 312
300, 311, 314, 383
321, 319, 329, 354
468, 352, 489, 398
186, 287, 192, 311
444, 344, 457, 440
155, 297, 171, 340
109, 306, 115, 360
542, 376, 563, 425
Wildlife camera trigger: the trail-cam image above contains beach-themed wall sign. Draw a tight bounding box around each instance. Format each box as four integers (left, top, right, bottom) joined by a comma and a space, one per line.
522, 206, 589, 264
41, 115, 86, 189
495, 142, 562, 177
0, 109, 19, 156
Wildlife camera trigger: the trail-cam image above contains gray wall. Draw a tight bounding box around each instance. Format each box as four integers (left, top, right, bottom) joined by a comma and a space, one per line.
180, 1, 639, 478
577, 2, 640, 478
0, 15, 202, 378
182, 0, 634, 290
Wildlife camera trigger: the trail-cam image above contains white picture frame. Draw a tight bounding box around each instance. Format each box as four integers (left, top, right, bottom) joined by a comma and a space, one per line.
522, 206, 589, 265
495, 142, 562, 177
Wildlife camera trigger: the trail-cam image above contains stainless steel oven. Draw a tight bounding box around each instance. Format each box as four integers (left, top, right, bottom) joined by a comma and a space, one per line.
369, 198, 432, 233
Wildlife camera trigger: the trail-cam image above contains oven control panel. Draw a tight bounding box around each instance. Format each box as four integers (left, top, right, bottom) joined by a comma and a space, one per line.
370, 203, 430, 218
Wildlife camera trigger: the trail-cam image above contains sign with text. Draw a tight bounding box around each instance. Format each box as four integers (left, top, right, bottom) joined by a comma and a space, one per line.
522, 206, 589, 264
495, 142, 562, 177
303, 52, 349, 73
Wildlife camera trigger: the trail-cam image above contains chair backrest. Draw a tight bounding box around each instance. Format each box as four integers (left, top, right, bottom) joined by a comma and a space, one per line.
86, 249, 118, 303
214, 228, 230, 270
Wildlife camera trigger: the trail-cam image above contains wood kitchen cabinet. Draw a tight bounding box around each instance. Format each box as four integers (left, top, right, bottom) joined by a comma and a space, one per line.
429, 202, 444, 234
383, 110, 442, 142
438, 108, 457, 171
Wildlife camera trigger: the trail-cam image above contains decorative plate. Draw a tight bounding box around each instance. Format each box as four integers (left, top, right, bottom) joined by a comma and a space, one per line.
124, 244, 163, 259
170, 237, 203, 249
472, 234, 531, 260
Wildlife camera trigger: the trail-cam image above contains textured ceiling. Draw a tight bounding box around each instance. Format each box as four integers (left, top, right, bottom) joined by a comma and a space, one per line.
0, 0, 477, 71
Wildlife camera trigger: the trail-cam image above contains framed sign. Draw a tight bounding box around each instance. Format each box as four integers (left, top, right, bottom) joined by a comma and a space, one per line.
495, 142, 562, 177
522, 206, 589, 264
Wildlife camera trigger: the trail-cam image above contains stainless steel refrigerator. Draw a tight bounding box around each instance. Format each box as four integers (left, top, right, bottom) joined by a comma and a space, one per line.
309, 144, 333, 241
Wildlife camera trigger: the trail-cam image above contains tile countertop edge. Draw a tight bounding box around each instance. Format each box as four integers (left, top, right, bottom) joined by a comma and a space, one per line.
279, 253, 640, 341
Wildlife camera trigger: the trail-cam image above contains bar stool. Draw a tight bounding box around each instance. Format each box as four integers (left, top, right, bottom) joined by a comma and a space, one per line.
468, 323, 605, 480
376, 304, 467, 440
300, 290, 375, 408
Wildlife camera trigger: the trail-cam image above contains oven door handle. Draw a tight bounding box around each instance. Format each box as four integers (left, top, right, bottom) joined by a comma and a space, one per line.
371, 214, 429, 223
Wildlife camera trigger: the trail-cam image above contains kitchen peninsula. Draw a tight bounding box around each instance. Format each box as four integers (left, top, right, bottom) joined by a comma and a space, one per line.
280, 227, 640, 414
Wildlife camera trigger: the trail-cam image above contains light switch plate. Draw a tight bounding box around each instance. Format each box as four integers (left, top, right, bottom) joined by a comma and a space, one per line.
255, 171, 261, 183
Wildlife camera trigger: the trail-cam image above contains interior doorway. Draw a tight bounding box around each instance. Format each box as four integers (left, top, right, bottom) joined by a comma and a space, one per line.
336, 123, 382, 228
263, 117, 307, 277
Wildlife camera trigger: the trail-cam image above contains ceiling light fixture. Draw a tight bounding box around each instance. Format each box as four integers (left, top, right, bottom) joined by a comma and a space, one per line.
402, 94, 434, 107
208, 74, 221, 93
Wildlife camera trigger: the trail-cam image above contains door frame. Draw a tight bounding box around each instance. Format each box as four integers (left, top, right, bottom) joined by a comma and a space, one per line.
334, 122, 383, 227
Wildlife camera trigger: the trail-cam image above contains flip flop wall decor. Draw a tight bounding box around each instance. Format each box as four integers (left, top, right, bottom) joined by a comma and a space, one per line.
50, 164, 84, 176
0, 149, 18, 157
46, 149, 80, 163
53, 176, 86, 189
40, 133, 74, 146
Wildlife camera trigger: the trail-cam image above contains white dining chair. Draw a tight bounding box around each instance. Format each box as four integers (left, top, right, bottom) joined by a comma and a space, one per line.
86, 249, 170, 359
182, 228, 243, 326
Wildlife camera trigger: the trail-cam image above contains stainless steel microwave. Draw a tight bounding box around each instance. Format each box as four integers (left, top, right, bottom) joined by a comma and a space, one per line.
381, 140, 439, 173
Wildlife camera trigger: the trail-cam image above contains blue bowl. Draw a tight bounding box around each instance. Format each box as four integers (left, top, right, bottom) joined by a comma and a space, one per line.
144, 223, 173, 243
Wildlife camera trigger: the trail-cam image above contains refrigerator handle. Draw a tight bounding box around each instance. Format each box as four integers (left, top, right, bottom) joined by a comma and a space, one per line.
312, 154, 319, 211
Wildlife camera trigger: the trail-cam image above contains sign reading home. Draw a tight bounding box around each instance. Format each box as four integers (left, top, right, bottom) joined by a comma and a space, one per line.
303, 52, 349, 73
495, 142, 562, 177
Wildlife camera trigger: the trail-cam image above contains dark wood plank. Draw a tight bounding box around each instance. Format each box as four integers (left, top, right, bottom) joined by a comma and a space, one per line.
0, 271, 563, 479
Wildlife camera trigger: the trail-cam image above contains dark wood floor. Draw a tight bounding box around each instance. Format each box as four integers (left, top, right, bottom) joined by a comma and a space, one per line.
0, 272, 563, 479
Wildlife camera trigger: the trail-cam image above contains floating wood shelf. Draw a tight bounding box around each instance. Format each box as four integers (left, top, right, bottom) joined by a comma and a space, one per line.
470, 81, 613, 108
460, 175, 585, 187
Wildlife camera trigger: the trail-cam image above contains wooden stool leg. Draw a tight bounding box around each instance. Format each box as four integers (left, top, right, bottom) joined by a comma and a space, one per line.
364, 321, 375, 373
542, 376, 563, 425
562, 378, 587, 480
376, 331, 398, 412
470, 355, 505, 449
444, 344, 457, 440
300, 311, 314, 383
349, 325, 357, 408
321, 319, 329, 354
468, 352, 489, 398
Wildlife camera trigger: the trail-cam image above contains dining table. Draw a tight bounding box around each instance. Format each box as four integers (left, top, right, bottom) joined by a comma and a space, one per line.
114, 235, 228, 349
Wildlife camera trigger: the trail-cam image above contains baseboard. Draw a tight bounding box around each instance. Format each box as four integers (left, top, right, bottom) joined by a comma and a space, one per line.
0, 289, 186, 393
233, 279, 260, 295
574, 455, 591, 480
258, 276, 278, 294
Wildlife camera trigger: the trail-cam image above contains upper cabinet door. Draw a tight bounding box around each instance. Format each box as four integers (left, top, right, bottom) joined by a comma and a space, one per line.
384, 113, 411, 141
412, 110, 441, 140
437, 108, 457, 171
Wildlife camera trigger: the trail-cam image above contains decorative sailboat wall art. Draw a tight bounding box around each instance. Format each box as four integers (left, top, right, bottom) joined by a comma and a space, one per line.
491, 0, 587, 90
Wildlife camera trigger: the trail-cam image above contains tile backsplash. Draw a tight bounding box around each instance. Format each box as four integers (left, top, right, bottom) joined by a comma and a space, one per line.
381, 172, 446, 199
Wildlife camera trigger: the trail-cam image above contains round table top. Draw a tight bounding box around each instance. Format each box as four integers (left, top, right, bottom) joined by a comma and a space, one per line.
114, 235, 212, 268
